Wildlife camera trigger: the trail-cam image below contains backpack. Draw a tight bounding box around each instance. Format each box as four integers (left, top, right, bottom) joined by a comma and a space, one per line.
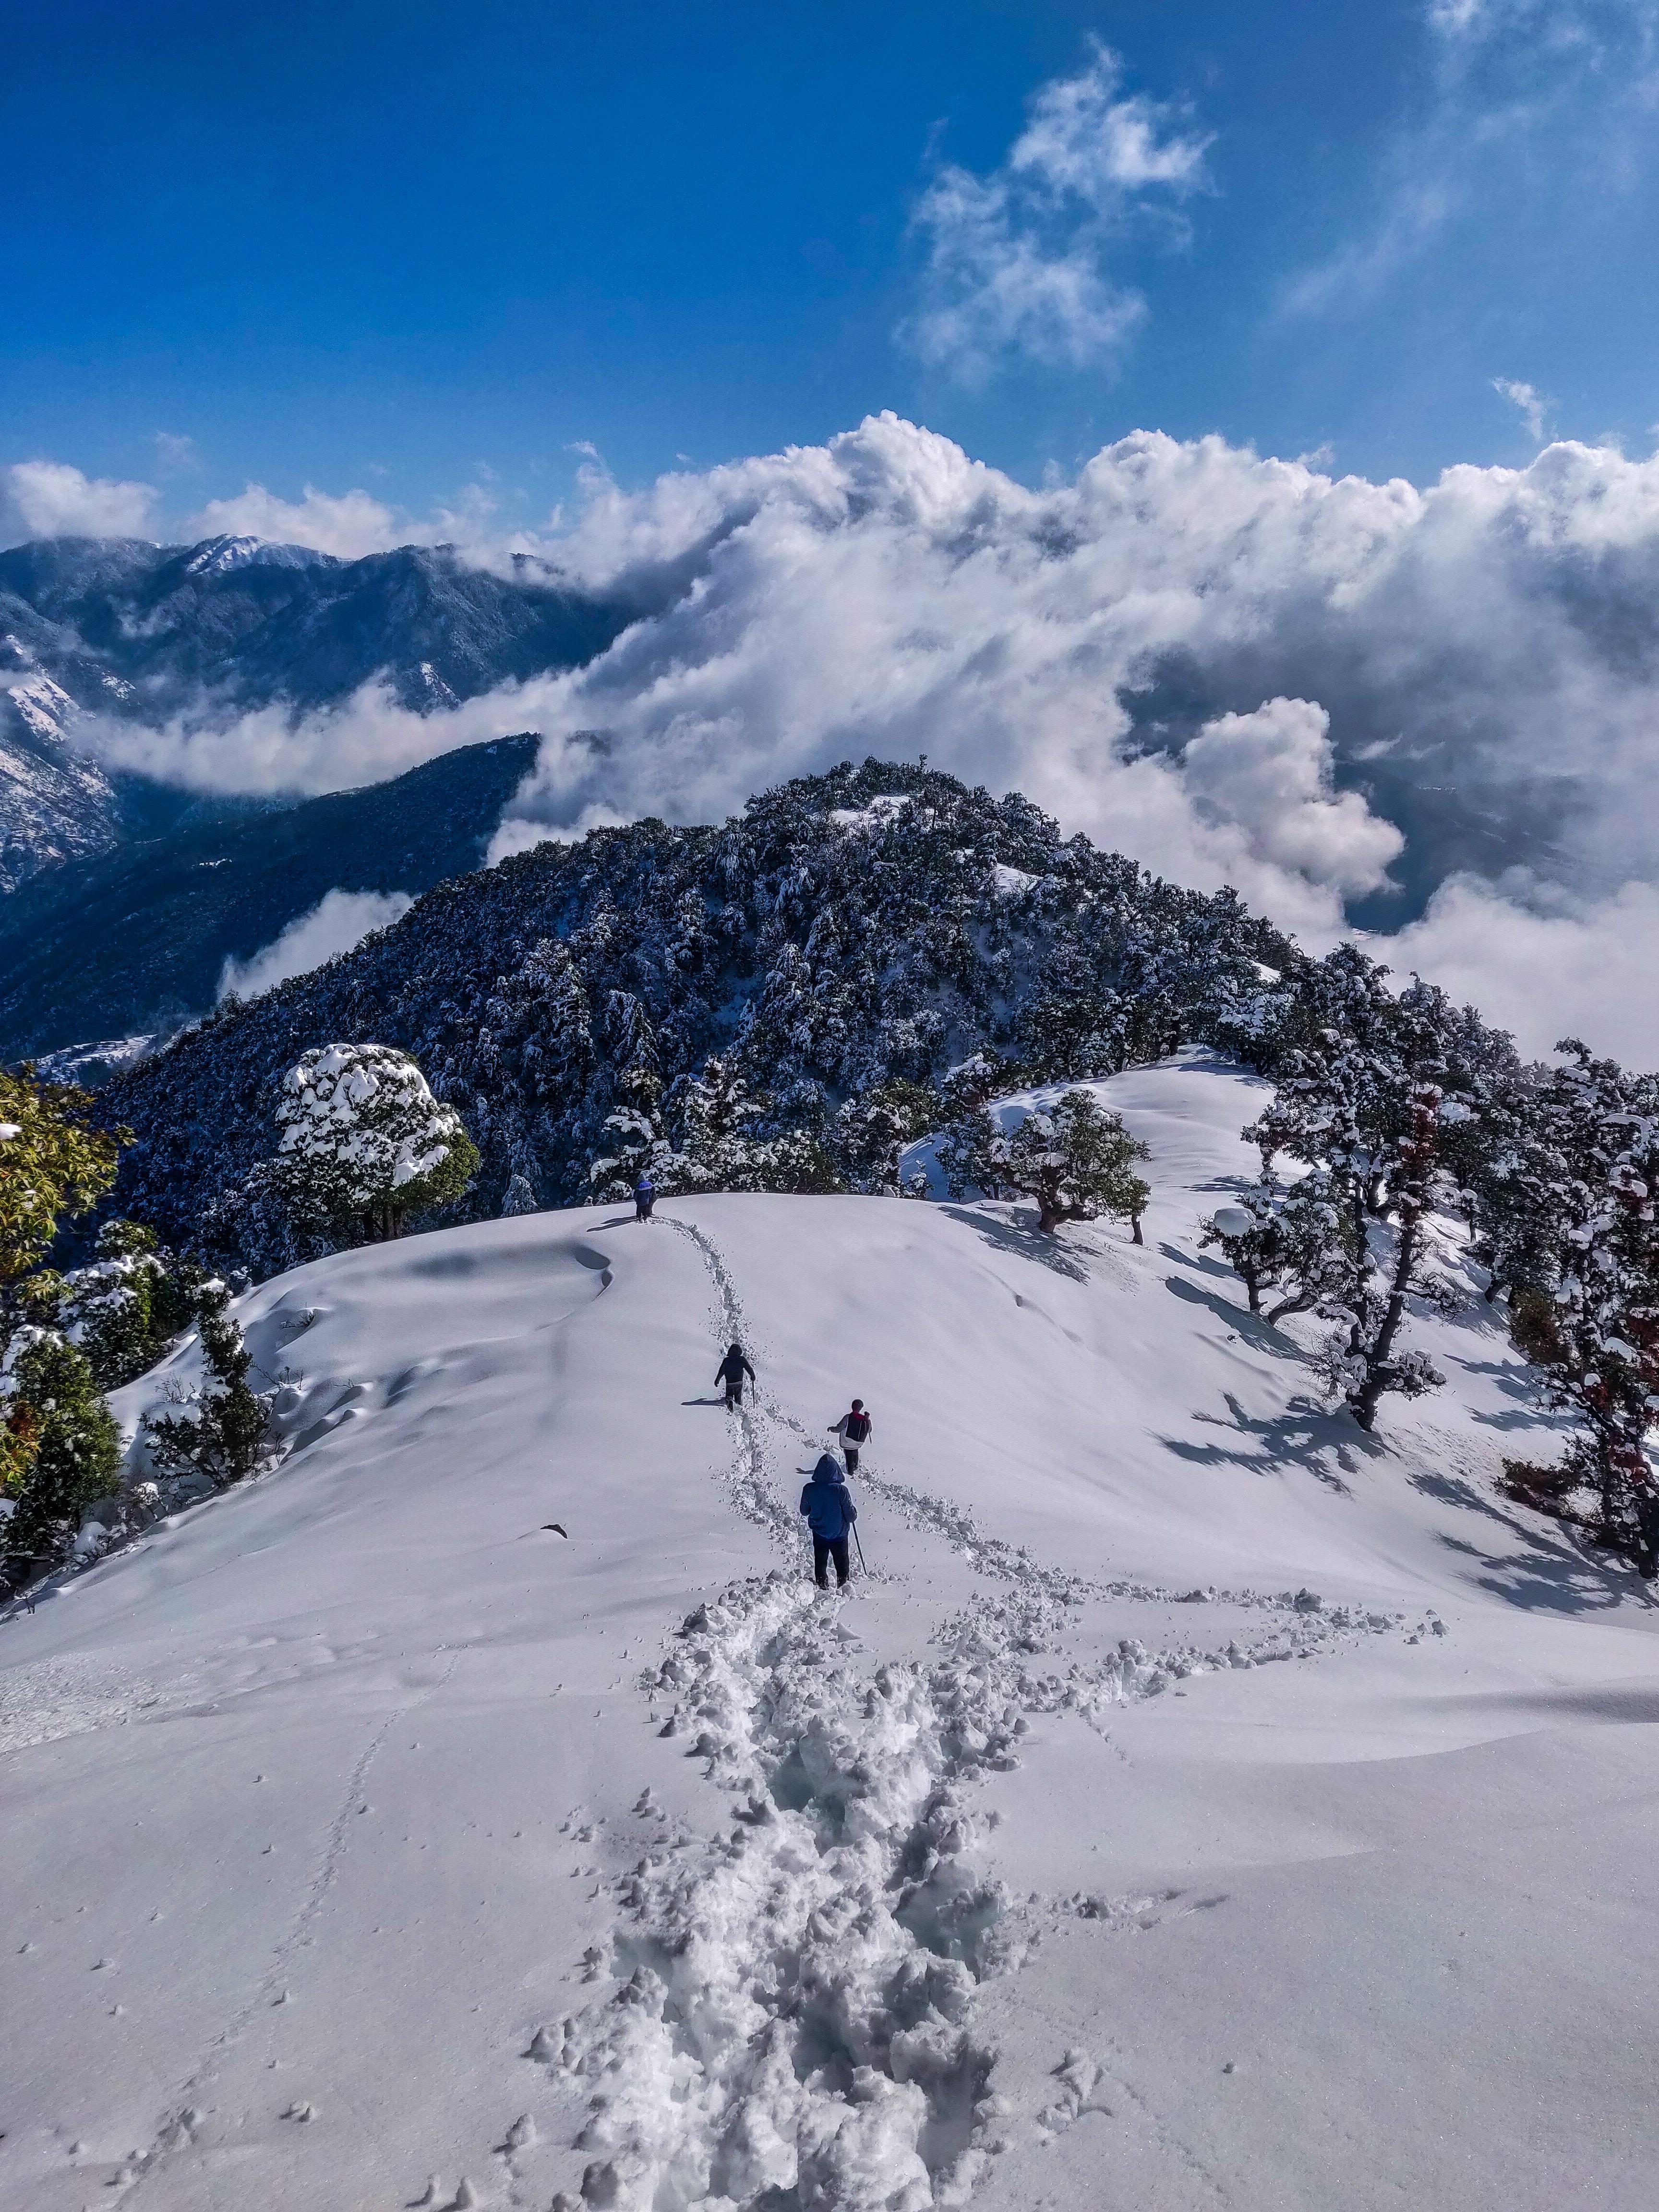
845, 1410, 870, 1443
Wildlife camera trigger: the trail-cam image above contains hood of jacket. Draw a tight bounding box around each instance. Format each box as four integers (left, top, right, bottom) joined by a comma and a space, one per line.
810, 1453, 845, 1485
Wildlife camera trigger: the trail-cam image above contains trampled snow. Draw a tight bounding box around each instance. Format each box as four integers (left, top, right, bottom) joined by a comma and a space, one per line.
3, 1054, 1657, 2210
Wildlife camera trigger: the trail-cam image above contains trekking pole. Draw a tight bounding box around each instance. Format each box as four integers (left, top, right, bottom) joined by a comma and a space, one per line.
852, 1524, 867, 1576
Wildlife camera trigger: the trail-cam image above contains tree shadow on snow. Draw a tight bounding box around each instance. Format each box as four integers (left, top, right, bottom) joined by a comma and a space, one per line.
1160, 1272, 1307, 1365
937, 1204, 1090, 1283
1158, 1239, 1238, 1285
1408, 1468, 1651, 1615
1158, 1391, 1371, 1494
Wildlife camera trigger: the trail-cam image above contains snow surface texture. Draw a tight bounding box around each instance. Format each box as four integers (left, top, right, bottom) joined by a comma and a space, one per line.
3, 1054, 1658, 2210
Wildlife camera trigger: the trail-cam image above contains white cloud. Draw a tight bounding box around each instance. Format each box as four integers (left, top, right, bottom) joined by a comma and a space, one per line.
218, 889, 414, 1001
3, 459, 157, 541
903, 42, 1210, 378
1180, 698, 1404, 898
1492, 376, 1552, 441
73, 411, 1659, 1059
1374, 875, 1659, 1061
186, 483, 406, 559
153, 432, 198, 471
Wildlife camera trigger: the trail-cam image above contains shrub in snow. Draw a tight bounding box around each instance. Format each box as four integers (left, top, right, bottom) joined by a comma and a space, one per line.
144, 1286, 273, 1494
1000, 1090, 1152, 1238
272, 1042, 480, 1244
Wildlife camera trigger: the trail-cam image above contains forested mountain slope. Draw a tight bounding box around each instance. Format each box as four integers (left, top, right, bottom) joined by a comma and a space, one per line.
0, 736, 538, 1059
102, 761, 1296, 1275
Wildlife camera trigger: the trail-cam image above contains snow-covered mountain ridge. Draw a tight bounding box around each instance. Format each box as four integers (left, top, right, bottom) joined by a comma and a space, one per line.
4, 1055, 1655, 2210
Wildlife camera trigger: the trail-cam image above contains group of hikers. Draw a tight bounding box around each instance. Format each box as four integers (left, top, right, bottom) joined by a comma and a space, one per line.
714, 1341, 869, 1590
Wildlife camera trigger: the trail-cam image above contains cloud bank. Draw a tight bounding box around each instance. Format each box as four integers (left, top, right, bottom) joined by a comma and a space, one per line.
72, 411, 1659, 1060
2, 460, 157, 540
218, 889, 414, 1002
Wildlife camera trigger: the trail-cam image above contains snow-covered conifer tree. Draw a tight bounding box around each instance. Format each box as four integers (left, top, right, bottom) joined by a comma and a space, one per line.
1247, 959, 1467, 1430
1202, 1172, 1354, 1323
1501, 1042, 1659, 1547
271, 1043, 480, 1245
1001, 1091, 1151, 1237
587, 1066, 686, 1201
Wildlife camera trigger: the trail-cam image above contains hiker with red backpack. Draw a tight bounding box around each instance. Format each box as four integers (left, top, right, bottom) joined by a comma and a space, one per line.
829, 1397, 871, 1476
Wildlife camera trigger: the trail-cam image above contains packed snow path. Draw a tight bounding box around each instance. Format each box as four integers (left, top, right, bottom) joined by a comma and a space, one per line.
4, 1055, 1659, 2210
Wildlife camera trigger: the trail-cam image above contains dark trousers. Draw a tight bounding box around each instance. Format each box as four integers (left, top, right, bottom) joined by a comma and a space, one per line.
842, 1447, 860, 1476
636, 1198, 652, 1221
724, 1381, 743, 1407
813, 1535, 850, 1588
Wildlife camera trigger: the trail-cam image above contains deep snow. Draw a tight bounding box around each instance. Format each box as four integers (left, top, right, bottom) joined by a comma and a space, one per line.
3, 1052, 1658, 2211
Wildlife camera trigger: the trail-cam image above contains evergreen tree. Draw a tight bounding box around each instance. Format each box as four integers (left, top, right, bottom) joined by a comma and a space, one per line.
144, 1285, 272, 1493
270, 1043, 481, 1246
46, 1221, 218, 1392
0, 1066, 126, 1289
1001, 1091, 1151, 1237
1202, 1173, 1355, 1323
833, 1080, 938, 1194
3, 1330, 121, 1577
587, 1066, 687, 1200
1247, 963, 1467, 1431
1499, 1042, 1659, 1550
0, 1069, 127, 1556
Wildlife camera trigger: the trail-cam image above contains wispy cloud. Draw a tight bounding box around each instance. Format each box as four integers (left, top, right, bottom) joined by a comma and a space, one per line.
901, 41, 1210, 381
2, 459, 157, 540
1493, 375, 1552, 440
152, 431, 198, 472
1287, 1, 1659, 316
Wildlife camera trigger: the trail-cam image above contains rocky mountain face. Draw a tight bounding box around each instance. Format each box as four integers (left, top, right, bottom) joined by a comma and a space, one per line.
0, 735, 541, 1061
101, 759, 1296, 1278
0, 535, 631, 890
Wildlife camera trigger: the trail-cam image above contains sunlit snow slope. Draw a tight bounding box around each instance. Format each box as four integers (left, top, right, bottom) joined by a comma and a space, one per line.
3, 1053, 1658, 2212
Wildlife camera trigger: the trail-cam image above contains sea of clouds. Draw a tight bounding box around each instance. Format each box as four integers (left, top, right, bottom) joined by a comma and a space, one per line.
38, 413, 1659, 1061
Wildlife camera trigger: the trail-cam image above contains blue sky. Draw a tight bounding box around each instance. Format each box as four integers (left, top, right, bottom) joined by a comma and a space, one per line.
7, 0, 1659, 531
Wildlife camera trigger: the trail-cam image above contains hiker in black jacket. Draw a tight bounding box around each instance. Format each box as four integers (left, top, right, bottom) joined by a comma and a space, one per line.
716, 1342, 756, 1409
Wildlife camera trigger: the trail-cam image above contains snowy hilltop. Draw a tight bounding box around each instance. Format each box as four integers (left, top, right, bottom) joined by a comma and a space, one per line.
102, 757, 1293, 1277
4, 1054, 1656, 2211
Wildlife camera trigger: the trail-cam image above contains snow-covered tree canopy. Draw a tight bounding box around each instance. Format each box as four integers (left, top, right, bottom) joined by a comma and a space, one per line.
272, 1043, 480, 1239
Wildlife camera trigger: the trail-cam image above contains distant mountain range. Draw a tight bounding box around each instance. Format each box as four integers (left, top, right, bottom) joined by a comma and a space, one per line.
0, 735, 540, 1064
0, 533, 633, 890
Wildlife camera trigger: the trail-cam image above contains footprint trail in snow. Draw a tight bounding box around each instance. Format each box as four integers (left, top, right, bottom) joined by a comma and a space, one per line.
520, 1219, 1420, 2211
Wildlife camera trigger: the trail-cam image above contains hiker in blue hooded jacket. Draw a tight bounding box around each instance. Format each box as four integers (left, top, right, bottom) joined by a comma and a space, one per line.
800, 1451, 857, 1589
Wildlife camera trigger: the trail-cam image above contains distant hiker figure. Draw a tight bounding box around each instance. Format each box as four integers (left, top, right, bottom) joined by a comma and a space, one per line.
800, 1451, 857, 1588
716, 1342, 755, 1409
634, 1175, 655, 1224
829, 1398, 871, 1476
